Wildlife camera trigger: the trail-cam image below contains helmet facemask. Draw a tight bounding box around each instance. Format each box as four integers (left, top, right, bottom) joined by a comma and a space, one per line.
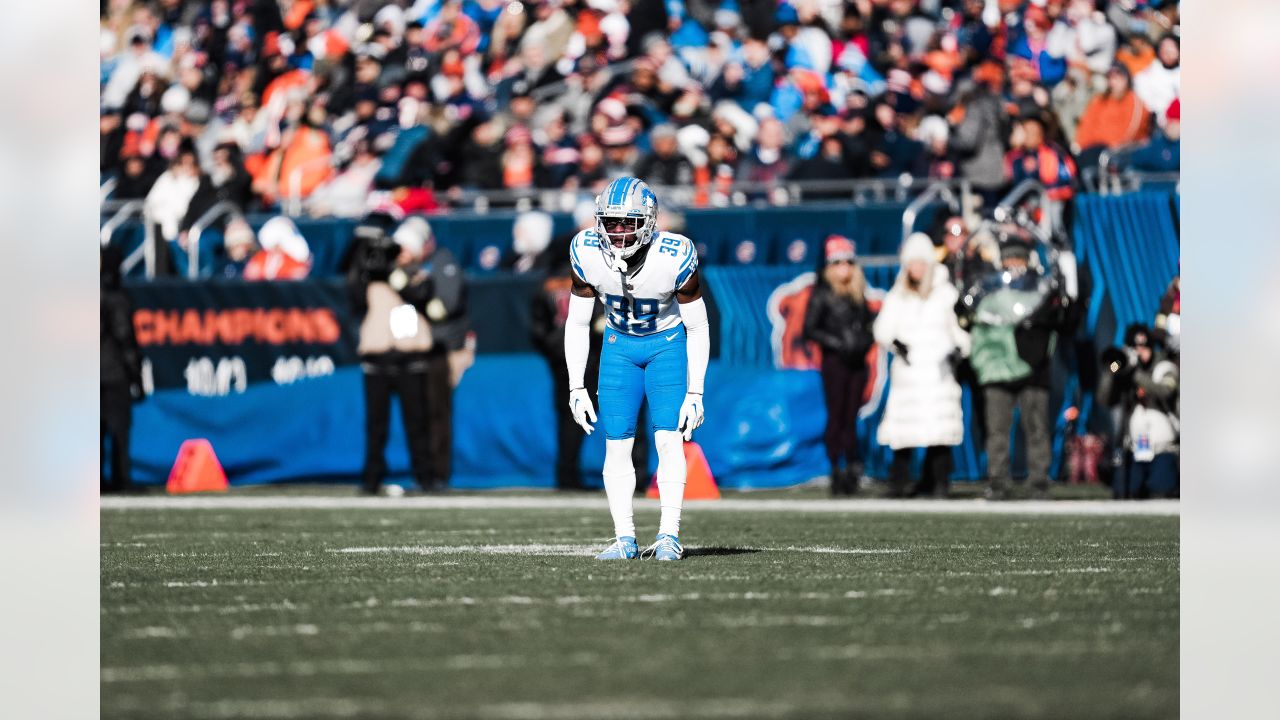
598, 216, 644, 256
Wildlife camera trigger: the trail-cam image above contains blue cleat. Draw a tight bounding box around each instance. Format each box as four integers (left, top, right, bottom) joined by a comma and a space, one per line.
595, 536, 639, 560
641, 534, 684, 561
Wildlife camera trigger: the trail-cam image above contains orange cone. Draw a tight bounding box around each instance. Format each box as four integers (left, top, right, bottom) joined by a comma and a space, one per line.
646, 441, 720, 500
166, 439, 229, 494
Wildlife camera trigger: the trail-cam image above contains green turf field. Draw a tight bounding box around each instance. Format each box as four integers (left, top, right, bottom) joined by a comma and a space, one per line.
101, 500, 1178, 719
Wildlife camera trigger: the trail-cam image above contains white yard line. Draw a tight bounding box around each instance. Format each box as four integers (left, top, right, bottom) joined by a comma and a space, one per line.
101, 495, 1179, 516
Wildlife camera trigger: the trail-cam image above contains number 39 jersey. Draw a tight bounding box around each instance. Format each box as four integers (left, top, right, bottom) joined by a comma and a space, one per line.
569, 228, 699, 336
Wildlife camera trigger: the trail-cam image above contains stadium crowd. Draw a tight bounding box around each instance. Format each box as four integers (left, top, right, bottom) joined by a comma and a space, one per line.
101, 0, 1181, 220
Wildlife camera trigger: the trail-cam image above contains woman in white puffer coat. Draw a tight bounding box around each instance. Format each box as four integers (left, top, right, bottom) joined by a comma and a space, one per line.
874, 233, 971, 497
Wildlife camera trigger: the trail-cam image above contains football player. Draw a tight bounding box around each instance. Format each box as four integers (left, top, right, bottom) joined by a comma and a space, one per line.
564, 177, 709, 561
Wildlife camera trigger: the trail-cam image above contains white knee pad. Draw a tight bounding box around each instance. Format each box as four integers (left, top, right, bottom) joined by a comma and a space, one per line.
654, 430, 686, 482
603, 438, 636, 477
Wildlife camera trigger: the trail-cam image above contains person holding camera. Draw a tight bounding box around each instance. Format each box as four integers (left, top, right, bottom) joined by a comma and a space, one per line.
346, 214, 437, 495
394, 216, 470, 490
1098, 324, 1179, 499
961, 231, 1073, 500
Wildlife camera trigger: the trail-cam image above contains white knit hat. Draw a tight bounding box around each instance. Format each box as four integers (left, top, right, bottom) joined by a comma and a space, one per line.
257, 216, 299, 252
393, 216, 433, 257
899, 232, 936, 264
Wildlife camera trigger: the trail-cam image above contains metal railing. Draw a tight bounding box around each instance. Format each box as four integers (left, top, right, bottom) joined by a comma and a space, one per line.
99, 200, 144, 247
100, 201, 160, 278
993, 179, 1054, 241
185, 201, 248, 280
900, 180, 967, 245
445, 177, 976, 214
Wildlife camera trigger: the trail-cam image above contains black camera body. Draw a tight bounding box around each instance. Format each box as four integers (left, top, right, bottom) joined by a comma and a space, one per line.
1100, 346, 1138, 377
353, 224, 401, 282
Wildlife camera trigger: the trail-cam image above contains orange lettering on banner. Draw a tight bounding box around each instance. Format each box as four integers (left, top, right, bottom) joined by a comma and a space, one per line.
313, 309, 340, 344
134, 305, 345, 346
200, 310, 220, 344
134, 310, 155, 346
180, 309, 204, 344
154, 310, 181, 345
214, 309, 237, 345
233, 309, 255, 344
284, 309, 313, 343
263, 309, 287, 344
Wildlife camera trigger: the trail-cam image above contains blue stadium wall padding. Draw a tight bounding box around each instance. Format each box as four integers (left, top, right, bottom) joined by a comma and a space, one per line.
129, 357, 837, 489
1073, 191, 1179, 345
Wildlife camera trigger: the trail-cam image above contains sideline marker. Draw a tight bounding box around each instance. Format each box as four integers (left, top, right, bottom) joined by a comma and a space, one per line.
166, 439, 229, 494
647, 441, 720, 500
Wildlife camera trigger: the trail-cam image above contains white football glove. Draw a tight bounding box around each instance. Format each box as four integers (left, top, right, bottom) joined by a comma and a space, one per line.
678, 393, 705, 441
569, 387, 597, 435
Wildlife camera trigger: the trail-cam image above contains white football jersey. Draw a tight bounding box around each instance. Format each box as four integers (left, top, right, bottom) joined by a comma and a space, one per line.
569, 229, 699, 336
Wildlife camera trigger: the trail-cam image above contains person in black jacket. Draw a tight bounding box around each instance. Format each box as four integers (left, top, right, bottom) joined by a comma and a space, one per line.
803, 235, 876, 495
101, 245, 144, 493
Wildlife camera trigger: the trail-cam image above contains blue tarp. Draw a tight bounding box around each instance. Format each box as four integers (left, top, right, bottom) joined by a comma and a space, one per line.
131, 358, 832, 490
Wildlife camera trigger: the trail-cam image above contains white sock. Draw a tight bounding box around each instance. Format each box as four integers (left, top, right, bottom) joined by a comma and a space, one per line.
654, 430, 687, 538
602, 438, 637, 539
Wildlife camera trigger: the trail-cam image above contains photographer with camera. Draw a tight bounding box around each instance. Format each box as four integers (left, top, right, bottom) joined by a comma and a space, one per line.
346, 213, 437, 495
1098, 324, 1179, 499
394, 216, 470, 490
959, 228, 1075, 500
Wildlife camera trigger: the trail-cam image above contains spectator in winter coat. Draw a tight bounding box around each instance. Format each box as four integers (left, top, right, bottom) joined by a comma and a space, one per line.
803, 235, 876, 495
1006, 111, 1077, 202
1008, 6, 1068, 87
1059, 0, 1117, 76
218, 218, 257, 279
504, 211, 555, 274
948, 70, 1010, 208
253, 121, 334, 206
868, 101, 924, 178
963, 233, 1072, 499
307, 139, 382, 218
1074, 64, 1152, 163
244, 216, 312, 281
634, 124, 695, 187
874, 233, 971, 498
145, 144, 202, 244
1133, 34, 1179, 124
740, 118, 793, 185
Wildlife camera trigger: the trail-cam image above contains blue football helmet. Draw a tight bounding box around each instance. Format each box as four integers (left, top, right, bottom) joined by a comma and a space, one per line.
595, 177, 658, 269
